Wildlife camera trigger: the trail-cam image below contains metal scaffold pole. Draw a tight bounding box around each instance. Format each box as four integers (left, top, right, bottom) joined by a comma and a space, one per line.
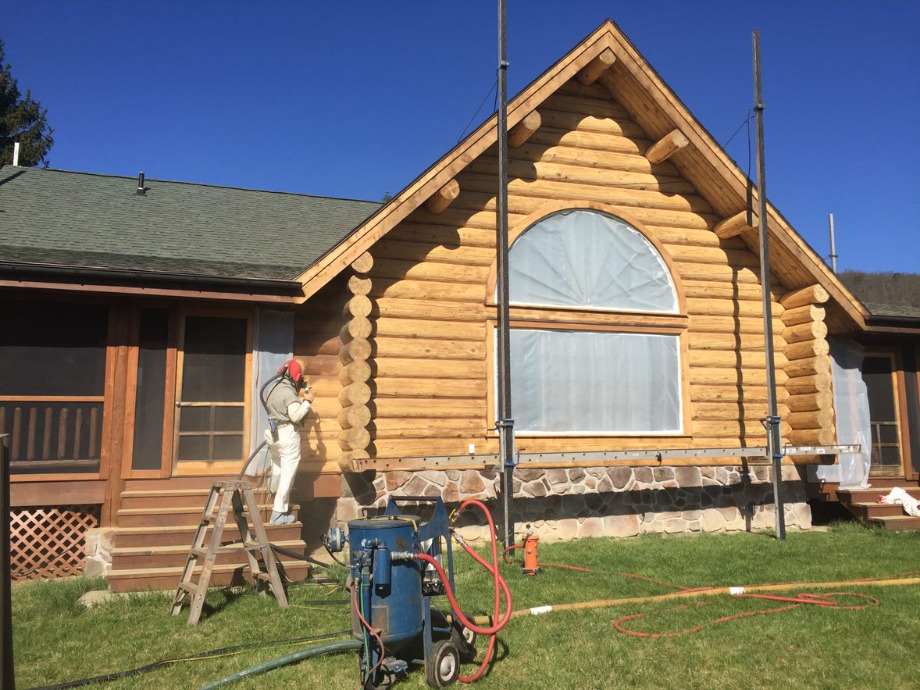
752, 30, 786, 540
496, 0, 515, 546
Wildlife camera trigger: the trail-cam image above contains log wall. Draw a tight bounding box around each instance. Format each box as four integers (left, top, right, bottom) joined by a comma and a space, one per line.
295, 77, 837, 469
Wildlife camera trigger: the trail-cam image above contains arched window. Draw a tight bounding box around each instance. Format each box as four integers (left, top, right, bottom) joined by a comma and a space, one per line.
504, 209, 684, 435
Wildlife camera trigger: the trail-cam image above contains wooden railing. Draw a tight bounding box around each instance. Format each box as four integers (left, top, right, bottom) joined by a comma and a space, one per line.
0, 397, 104, 471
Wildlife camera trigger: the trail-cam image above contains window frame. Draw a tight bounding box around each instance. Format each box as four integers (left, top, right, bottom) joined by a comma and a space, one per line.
486, 203, 690, 439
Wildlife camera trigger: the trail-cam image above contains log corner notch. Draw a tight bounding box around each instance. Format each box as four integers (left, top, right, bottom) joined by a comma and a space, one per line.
424, 179, 460, 215
644, 128, 690, 164
338, 252, 374, 471
713, 208, 759, 239
576, 47, 617, 86
780, 283, 836, 449
508, 110, 542, 148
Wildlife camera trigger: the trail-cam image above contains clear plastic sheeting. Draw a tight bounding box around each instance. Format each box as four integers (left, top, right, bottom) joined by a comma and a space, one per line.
509, 210, 678, 313
809, 338, 871, 488
510, 329, 682, 434
247, 308, 294, 473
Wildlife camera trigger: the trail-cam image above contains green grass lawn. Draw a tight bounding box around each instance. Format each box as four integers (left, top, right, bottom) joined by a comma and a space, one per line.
12, 522, 920, 689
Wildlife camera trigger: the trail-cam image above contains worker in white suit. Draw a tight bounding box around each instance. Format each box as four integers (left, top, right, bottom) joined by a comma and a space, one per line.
264, 359, 314, 525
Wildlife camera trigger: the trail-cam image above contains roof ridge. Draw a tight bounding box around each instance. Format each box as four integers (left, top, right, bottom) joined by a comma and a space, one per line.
9, 166, 379, 204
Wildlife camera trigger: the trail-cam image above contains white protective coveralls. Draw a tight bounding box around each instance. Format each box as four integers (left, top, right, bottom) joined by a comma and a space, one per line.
264, 378, 311, 514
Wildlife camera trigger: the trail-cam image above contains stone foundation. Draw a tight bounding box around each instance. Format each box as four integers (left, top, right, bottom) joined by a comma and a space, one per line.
334, 464, 811, 542
83, 528, 115, 578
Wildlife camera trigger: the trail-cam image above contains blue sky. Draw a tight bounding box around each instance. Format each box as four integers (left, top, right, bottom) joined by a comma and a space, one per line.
4, 2, 918, 273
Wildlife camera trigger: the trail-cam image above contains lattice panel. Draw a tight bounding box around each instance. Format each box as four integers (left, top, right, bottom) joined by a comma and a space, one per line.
9, 505, 100, 580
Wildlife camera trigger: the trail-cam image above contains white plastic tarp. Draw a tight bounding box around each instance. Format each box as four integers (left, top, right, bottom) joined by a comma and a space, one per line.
510, 329, 682, 434
247, 308, 294, 474
509, 209, 678, 312
809, 338, 871, 488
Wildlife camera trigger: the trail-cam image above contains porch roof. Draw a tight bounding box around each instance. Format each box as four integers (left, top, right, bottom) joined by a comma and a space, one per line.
0, 166, 380, 281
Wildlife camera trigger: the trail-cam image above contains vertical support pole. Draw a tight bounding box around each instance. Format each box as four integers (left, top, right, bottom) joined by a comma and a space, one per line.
1, 435, 14, 690
496, 0, 515, 546
828, 213, 838, 273
753, 30, 786, 540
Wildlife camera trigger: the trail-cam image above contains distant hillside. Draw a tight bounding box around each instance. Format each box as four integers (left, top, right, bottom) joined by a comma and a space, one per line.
839, 270, 920, 318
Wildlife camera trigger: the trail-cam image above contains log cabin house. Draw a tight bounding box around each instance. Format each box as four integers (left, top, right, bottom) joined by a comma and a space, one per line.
2, 20, 918, 590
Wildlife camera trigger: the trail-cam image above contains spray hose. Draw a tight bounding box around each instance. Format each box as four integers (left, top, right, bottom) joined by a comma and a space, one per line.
411, 499, 512, 683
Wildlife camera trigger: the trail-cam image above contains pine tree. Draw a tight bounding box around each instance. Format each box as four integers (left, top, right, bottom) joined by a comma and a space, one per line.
0, 38, 53, 167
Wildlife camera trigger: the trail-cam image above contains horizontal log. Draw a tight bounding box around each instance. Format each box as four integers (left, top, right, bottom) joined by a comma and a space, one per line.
786, 427, 836, 446
713, 209, 758, 239
374, 297, 486, 323
690, 367, 788, 387
373, 239, 495, 268
350, 252, 374, 274
375, 318, 485, 342
682, 280, 782, 301
338, 382, 371, 407
783, 338, 829, 360
782, 320, 828, 344
338, 426, 371, 452
373, 337, 485, 361
666, 244, 761, 269
371, 419, 485, 438
780, 284, 830, 309
645, 129, 690, 164
687, 331, 784, 353
693, 402, 790, 422
547, 87, 631, 117
689, 349, 787, 370
508, 110, 542, 148
784, 373, 832, 395
686, 297, 780, 319
527, 128, 648, 157
691, 385, 788, 404
301, 354, 341, 376
373, 377, 484, 399
372, 439, 483, 460
787, 408, 835, 430
688, 315, 782, 334
692, 420, 788, 439
372, 278, 486, 302
374, 398, 483, 419
339, 338, 372, 365
373, 358, 486, 380
781, 304, 825, 327
337, 404, 371, 430
786, 391, 833, 413
338, 359, 372, 385
343, 294, 373, 319
300, 335, 343, 358
339, 316, 372, 342
536, 107, 646, 138
392, 220, 497, 249
339, 449, 370, 472
371, 257, 490, 285
784, 355, 831, 379
424, 179, 460, 215
347, 275, 372, 297
676, 263, 761, 285
576, 47, 617, 85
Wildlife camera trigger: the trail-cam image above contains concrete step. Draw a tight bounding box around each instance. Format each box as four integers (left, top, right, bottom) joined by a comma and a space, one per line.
107, 560, 311, 593
111, 538, 308, 571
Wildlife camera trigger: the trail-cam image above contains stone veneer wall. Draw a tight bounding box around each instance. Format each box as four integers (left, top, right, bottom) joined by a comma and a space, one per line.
336, 465, 811, 541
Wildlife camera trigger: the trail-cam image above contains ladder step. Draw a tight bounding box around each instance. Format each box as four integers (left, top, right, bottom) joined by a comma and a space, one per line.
177, 582, 198, 593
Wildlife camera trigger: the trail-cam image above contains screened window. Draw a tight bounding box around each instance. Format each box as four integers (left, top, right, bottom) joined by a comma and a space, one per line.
505, 210, 683, 435
175, 315, 248, 462
862, 354, 903, 476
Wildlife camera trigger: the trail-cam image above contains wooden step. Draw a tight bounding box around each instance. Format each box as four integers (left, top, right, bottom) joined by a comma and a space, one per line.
119, 488, 272, 510
111, 538, 308, 571
113, 522, 302, 549
837, 487, 920, 508
107, 560, 311, 593
116, 503, 298, 528
867, 514, 920, 531
844, 501, 909, 522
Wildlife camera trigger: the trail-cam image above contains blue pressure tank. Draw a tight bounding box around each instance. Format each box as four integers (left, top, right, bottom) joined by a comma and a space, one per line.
348, 516, 424, 647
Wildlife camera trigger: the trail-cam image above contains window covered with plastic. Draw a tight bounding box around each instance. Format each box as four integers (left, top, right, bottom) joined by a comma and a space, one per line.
506, 210, 682, 434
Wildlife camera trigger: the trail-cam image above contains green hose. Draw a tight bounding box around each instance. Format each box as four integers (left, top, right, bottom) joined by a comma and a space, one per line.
199, 638, 362, 689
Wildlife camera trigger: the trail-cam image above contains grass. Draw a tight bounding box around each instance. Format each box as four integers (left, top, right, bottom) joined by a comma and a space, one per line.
12, 522, 920, 689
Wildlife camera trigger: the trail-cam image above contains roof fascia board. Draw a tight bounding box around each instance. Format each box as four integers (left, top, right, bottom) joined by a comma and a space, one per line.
294, 26, 617, 302
603, 27, 868, 329
0, 278, 298, 304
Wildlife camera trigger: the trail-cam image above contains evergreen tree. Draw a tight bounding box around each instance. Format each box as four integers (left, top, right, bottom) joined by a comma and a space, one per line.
0, 38, 53, 167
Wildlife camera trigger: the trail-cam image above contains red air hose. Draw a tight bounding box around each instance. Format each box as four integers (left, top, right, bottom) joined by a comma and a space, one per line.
413, 499, 512, 683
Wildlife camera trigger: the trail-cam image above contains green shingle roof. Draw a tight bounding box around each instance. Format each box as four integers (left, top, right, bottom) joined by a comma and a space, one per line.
0, 166, 380, 281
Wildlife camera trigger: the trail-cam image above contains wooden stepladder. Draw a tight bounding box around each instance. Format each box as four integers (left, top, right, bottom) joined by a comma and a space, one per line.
170, 480, 288, 625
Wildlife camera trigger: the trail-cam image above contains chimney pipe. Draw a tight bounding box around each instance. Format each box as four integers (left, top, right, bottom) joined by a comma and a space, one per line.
12, 142, 20, 167
136, 171, 146, 196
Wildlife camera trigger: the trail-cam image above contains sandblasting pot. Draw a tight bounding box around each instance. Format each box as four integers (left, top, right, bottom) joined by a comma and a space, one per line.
348, 517, 424, 647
